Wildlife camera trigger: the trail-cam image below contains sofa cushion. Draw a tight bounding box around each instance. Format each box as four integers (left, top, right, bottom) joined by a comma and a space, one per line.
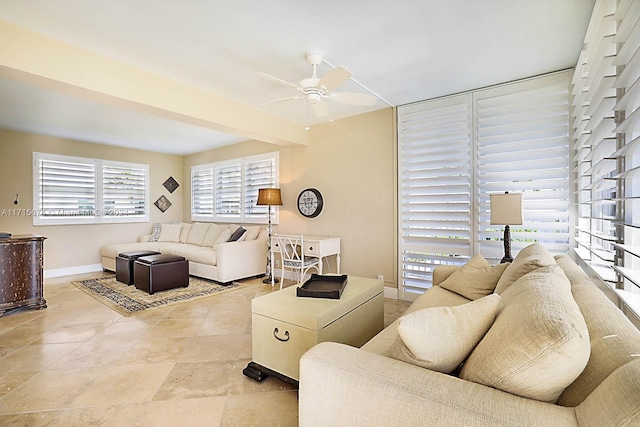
158, 223, 182, 242
186, 222, 211, 246
215, 229, 233, 248
494, 243, 556, 294
180, 223, 193, 243
460, 265, 590, 403
203, 224, 229, 247
390, 293, 501, 373
439, 255, 509, 300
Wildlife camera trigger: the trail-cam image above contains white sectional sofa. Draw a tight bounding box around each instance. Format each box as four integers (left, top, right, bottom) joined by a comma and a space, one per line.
100, 222, 267, 284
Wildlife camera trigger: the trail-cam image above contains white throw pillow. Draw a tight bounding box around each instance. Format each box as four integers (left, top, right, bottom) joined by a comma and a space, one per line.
203, 224, 229, 247
214, 229, 232, 249
242, 225, 261, 241
439, 255, 509, 300
158, 223, 182, 243
460, 265, 591, 403
390, 293, 501, 373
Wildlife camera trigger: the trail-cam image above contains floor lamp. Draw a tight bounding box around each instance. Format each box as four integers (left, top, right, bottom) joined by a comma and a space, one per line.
257, 188, 283, 285
490, 192, 523, 263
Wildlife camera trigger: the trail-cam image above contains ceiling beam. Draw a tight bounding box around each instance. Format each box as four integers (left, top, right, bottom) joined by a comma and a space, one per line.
0, 19, 307, 146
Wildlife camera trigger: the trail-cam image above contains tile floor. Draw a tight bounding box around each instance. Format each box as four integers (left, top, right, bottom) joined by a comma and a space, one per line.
0, 273, 410, 426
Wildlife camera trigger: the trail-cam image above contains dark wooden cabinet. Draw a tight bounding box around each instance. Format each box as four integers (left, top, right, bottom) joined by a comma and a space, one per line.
0, 235, 47, 316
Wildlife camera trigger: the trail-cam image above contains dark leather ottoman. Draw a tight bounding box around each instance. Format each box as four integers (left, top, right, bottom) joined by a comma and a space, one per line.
116, 250, 161, 285
134, 254, 189, 295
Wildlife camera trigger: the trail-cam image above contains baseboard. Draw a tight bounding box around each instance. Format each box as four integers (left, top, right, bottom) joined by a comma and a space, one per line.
44, 263, 103, 279
384, 285, 399, 299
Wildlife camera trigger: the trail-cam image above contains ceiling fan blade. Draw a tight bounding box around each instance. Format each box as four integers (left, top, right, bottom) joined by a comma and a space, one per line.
330, 92, 378, 106
260, 95, 305, 106
258, 72, 301, 90
311, 99, 329, 117
317, 66, 352, 90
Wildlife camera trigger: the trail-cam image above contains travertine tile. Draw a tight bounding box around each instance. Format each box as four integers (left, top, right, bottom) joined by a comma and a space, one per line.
0, 275, 410, 425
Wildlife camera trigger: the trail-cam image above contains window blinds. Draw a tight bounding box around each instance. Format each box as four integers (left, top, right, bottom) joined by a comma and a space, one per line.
191, 152, 278, 223
33, 153, 149, 225
398, 95, 472, 297
398, 72, 571, 298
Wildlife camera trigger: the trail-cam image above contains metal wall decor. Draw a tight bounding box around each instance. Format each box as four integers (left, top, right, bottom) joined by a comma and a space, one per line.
163, 176, 180, 193
154, 195, 172, 213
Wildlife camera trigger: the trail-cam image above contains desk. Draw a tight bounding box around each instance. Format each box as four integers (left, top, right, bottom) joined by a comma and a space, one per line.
271, 235, 340, 276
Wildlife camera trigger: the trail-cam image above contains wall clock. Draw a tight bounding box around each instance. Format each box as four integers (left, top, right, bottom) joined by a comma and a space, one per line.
297, 188, 323, 218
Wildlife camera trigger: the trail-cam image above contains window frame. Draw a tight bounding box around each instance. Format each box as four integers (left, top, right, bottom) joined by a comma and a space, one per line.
33, 152, 150, 226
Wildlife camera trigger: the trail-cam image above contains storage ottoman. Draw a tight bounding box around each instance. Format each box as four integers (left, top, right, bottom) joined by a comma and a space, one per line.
133, 254, 189, 295
116, 250, 161, 285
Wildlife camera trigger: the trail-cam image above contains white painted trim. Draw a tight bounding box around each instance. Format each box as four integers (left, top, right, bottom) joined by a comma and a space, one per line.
44, 263, 103, 279
384, 286, 399, 300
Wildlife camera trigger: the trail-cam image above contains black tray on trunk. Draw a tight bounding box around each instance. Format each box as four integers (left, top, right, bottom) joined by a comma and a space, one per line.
296, 274, 348, 299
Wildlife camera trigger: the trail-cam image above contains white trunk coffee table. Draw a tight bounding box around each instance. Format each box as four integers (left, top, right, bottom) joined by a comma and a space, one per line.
243, 275, 384, 385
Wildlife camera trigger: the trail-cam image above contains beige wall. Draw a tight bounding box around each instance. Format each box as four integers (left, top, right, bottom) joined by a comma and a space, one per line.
1, 107, 397, 286
0, 129, 183, 272
183, 108, 398, 287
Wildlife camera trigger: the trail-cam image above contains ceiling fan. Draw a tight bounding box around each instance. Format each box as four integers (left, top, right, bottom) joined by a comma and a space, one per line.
260, 52, 377, 118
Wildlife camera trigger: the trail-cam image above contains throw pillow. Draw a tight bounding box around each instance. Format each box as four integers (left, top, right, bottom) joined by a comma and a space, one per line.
214, 229, 232, 248
203, 224, 229, 247
390, 293, 501, 373
149, 223, 162, 242
242, 225, 261, 241
227, 226, 246, 242
494, 243, 556, 294
158, 223, 182, 242
186, 222, 211, 246
438, 255, 510, 300
459, 265, 591, 403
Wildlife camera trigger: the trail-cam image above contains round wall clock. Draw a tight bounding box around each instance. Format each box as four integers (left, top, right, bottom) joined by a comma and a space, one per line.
297, 188, 324, 218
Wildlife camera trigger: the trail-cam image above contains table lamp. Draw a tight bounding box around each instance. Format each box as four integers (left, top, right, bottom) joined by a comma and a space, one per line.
257, 188, 283, 285
490, 192, 523, 263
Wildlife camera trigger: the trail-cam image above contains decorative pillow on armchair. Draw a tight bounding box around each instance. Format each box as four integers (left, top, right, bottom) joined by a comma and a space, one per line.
438, 255, 509, 300
390, 293, 501, 373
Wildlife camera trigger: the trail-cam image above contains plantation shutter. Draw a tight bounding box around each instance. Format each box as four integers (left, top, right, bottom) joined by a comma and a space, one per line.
477, 72, 571, 259
570, 0, 618, 283
215, 162, 242, 220
612, 0, 640, 299
191, 166, 214, 220
398, 94, 472, 298
244, 155, 276, 221
102, 162, 147, 218
36, 155, 96, 222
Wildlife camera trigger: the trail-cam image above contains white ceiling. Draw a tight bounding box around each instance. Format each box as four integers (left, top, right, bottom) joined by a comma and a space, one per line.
0, 0, 595, 155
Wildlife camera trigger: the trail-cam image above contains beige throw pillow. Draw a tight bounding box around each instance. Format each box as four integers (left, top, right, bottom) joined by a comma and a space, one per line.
203, 224, 229, 247
438, 255, 509, 300
158, 223, 182, 242
390, 293, 501, 373
494, 243, 556, 294
242, 226, 261, 241
460, 265, 590, 403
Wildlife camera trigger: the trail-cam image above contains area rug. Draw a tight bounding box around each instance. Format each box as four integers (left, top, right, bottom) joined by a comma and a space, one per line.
72, 275, 244, 317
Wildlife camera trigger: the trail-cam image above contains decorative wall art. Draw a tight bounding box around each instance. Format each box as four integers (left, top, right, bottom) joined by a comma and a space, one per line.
163, 176, 180, 193
154, 195, 172, 213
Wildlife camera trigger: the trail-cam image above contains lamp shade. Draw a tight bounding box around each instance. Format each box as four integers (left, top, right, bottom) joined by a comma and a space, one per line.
256, 188, 283, 206
490, 193, 523, 225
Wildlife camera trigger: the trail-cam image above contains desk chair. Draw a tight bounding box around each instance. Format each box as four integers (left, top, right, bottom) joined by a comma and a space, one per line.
274, 234, 320, 289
